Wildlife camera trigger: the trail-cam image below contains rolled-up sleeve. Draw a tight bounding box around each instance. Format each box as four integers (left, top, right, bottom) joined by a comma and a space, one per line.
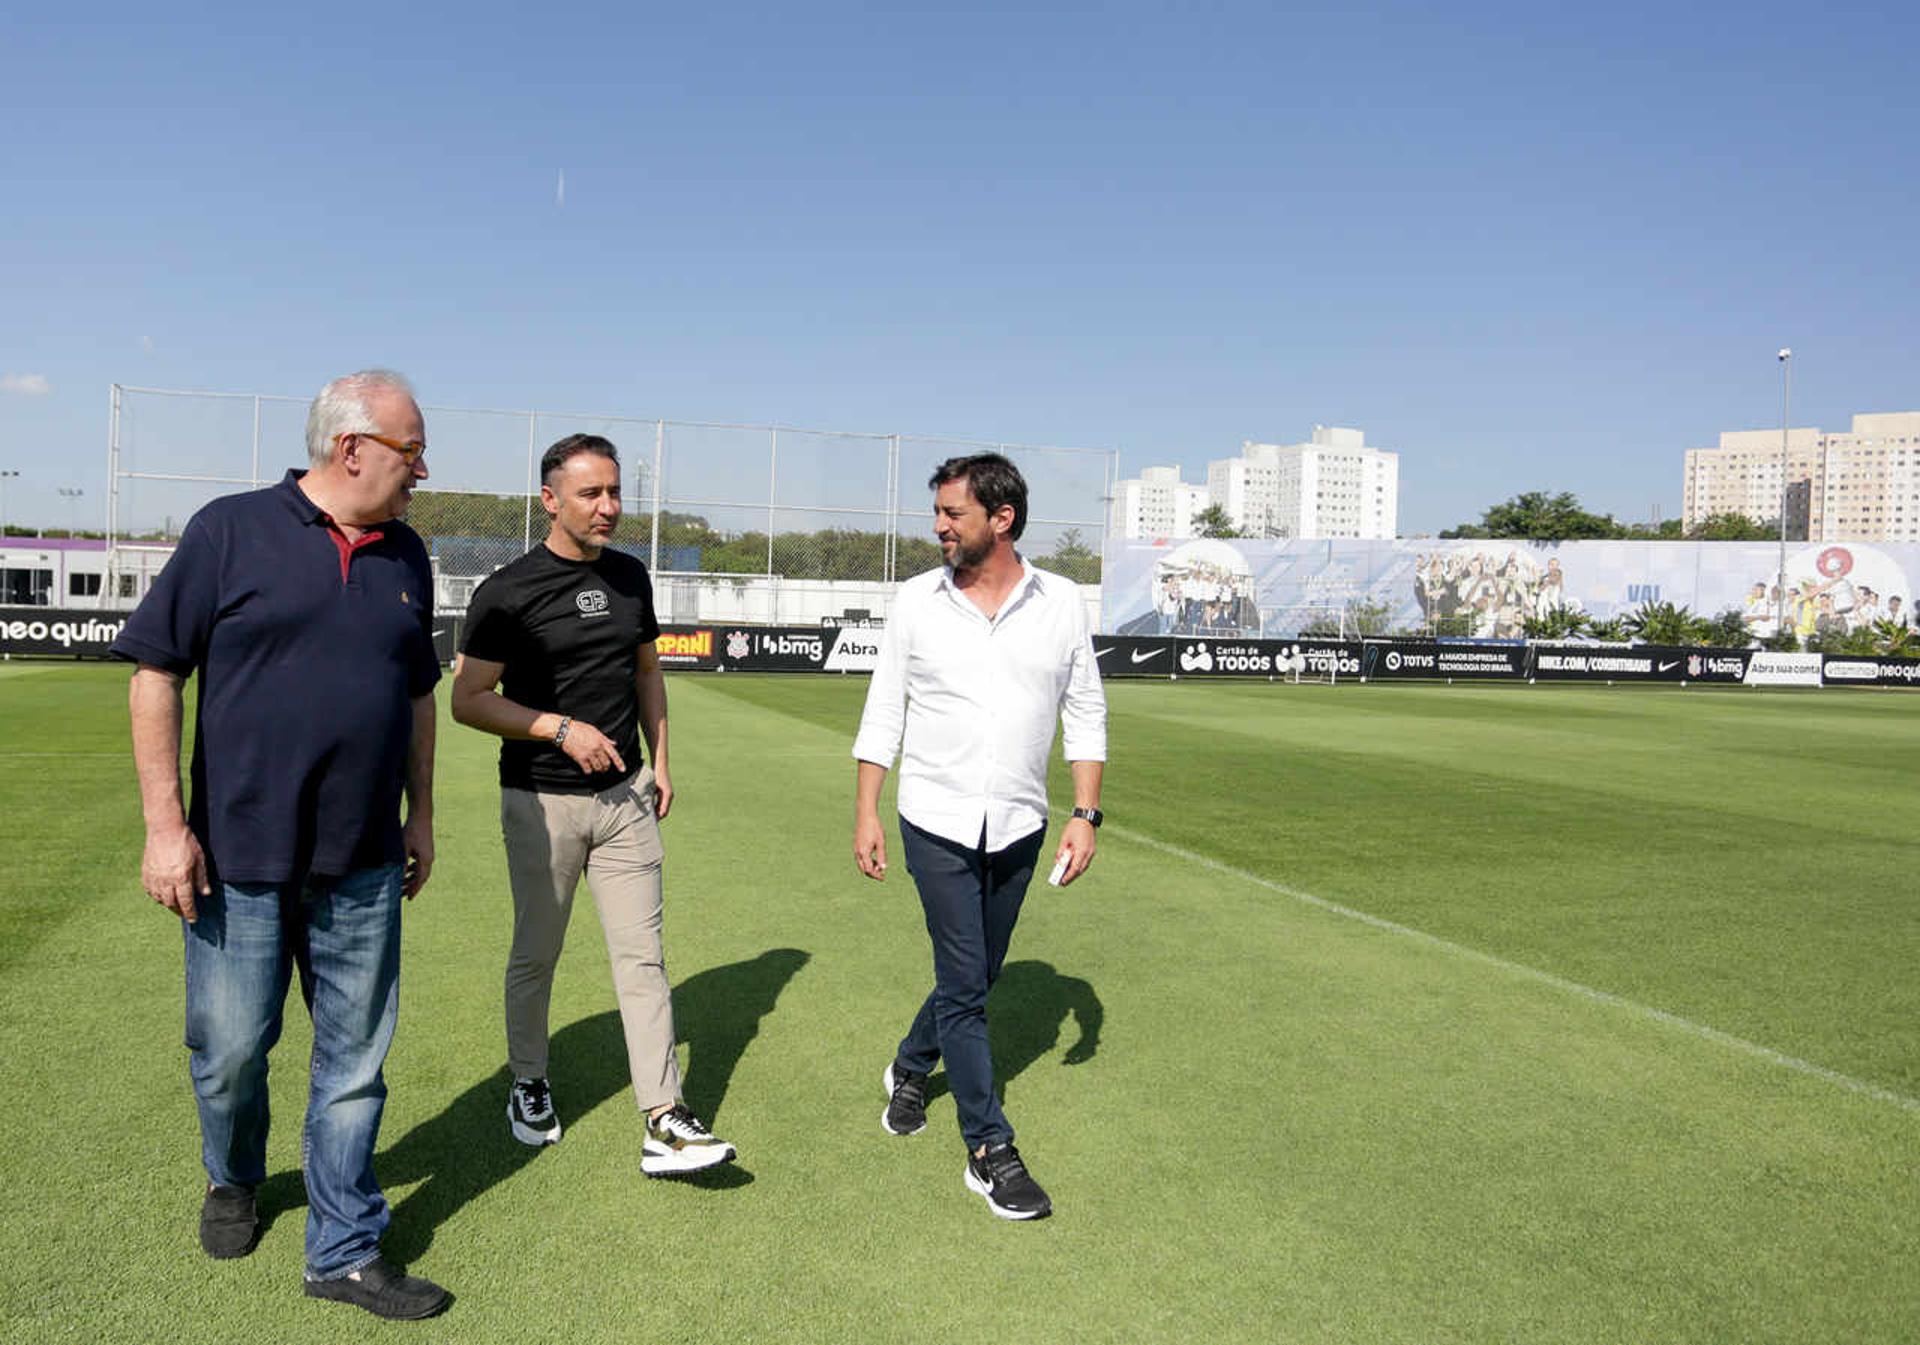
851, 610, 909, 768
1058, 596, 1107, 763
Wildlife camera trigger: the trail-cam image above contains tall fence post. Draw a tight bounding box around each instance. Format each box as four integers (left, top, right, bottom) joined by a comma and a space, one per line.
105, 384, 122, 596
886, 434, 900, 583
766, 428, 778, 577
523, 412, 538, 554
651, 419, 665, 575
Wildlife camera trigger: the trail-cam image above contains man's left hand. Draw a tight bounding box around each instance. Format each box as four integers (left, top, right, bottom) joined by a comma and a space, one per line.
652, 766, 674, 821
403, 814, 434, 898
1053, 817, 1098, 887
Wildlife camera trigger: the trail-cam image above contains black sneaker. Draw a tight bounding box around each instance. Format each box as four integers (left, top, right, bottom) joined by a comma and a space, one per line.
881, 1063, 928, 1136
304, 1256, 451, 1320
199, 1183, 260, 1259
964, 1142, 1052, 1220
508, 1076, 562, 1146
641, 1103, 736, 1176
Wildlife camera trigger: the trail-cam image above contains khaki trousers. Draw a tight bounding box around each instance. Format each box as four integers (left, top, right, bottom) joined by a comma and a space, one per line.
501, 768, 681, 1113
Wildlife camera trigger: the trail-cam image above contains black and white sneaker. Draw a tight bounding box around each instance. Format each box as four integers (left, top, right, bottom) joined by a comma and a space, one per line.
642, 1104, 736, 1176
964, 1142, 1052, 1220
508, 1076, 563, 1147
882, 1063, 929, 1136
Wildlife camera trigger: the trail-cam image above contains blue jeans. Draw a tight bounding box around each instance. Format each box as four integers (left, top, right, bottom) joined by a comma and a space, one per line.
894, 818, 1046, 1150
182, 864, 403, 1279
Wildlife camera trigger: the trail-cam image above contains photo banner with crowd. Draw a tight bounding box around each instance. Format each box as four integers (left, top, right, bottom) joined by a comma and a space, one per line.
1099, 537, 1920, 642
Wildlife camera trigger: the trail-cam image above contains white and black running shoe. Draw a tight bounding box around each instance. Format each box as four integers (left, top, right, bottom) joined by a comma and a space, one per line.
882, 1063, 929, 1136
642, 1104, 736, 1176
964, 1142, 1051, 1220
508, 1076, 563, 1147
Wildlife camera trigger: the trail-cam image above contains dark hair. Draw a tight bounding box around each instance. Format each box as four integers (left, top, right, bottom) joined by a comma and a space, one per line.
541, 433, 619, 485
928, 453, 1028, 541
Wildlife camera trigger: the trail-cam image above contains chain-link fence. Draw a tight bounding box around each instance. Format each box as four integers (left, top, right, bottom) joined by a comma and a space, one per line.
107, 386, 1117, 622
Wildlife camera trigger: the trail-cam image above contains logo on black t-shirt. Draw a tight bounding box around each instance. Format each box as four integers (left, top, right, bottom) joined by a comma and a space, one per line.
576, 589, 610, 618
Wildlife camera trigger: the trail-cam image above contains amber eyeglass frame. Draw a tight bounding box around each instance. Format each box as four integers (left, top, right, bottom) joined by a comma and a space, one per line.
347, 431, 427, 464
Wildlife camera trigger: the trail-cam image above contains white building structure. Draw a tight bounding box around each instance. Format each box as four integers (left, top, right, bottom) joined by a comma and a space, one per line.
1207, 426, 1398, 539
1683, 411, 1920, 542
1107, 465, 1212, 540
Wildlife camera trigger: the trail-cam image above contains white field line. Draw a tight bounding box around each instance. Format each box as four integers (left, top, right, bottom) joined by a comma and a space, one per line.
1112, 825, 1920, 1116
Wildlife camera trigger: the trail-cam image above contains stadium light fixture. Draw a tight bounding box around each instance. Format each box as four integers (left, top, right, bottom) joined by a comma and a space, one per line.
1776, 349, 1791, 635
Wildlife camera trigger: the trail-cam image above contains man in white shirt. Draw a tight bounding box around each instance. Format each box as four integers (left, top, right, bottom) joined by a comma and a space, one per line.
852, 453, 1107, 1222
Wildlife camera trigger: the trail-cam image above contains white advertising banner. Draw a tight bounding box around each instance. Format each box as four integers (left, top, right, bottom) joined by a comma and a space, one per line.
1743, 653, 1824, 687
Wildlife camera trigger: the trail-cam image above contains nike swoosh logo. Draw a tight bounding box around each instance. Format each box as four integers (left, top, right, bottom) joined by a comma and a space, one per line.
1094, 647, 1114, 658
1659, 660, 1680, 672
1130, 648, 1164, 663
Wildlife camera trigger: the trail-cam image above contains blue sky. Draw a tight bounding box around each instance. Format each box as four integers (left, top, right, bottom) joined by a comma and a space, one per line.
3, 1, 1915, 536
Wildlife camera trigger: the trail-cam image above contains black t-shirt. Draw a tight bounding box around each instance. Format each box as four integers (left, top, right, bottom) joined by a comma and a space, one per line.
461, 545, 661, 794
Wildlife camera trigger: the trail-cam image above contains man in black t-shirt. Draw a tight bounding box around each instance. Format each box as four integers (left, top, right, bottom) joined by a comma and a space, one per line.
452, 434, 734, 1176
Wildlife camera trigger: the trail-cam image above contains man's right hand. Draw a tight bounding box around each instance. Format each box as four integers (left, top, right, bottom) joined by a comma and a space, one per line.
560, 721, 626, 777
853, 812, 888, 881
143, 824, 210, 922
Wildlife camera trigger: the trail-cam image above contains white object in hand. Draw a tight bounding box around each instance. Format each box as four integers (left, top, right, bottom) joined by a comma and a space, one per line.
1048, 852, 1070, 887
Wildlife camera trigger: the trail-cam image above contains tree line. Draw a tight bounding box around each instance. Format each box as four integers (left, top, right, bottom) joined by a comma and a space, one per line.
1440, 491, 1777, 542
401, 492, 1102, 583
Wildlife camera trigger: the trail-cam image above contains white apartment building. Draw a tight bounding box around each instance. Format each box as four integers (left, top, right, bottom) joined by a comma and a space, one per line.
1208, 426, 1399, 539
1107, 465, 1212, 540
1683, 411, 1920, 542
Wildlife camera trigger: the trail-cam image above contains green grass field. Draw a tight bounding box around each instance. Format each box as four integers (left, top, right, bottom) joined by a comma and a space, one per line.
2, 663, 1916, 1343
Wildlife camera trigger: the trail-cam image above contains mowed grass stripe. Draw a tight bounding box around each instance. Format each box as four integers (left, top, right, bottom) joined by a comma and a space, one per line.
1110, 821, 1920, 1115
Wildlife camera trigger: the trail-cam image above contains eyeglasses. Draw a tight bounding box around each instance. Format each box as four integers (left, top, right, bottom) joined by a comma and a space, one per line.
348, 431, 428, 464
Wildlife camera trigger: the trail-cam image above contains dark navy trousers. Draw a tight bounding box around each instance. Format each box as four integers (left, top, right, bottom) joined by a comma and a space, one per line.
894, 817, 1046, 1149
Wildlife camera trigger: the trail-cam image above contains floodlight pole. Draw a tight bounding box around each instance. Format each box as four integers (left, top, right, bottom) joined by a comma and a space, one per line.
0, 470, 18, 537
1775, 348, 1791, 634
58, 486, 85, 537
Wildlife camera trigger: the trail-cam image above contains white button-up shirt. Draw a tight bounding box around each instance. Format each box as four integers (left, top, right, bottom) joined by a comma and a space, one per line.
853, 559, 1107, 851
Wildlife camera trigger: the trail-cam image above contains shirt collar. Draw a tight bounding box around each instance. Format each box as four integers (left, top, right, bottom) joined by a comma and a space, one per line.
936, 553, 1038, 589
275, 468, 386, 539
934, 555, 1042, 614
275, 469, 328, 526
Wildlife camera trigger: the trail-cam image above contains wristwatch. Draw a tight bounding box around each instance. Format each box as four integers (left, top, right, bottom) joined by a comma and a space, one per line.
1071, 806, 1103, 828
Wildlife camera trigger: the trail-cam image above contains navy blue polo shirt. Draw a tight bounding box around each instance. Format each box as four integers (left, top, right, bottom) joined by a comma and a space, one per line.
112, 470, 441, 883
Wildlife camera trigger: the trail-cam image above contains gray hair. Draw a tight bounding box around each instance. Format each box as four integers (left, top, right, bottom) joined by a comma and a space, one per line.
304, 369, 417, 468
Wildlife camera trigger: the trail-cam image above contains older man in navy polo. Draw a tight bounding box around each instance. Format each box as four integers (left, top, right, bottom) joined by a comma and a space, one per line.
114, 369, 450, 1321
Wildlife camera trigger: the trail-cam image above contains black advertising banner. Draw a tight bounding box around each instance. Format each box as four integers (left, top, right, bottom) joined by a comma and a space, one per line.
1821, 654, 1920, 687
1529, 646, 1756, 683
431, 616, 463, 666
1533, 647, 1662, 681
1673, 648, 1752, 683
0, 606, 467, 664
654, 624, 884, 673
1095, 635, 1362, 678
11, 606, 1920, 694
1093, 636, 1176, 677
1362, 641, 1529, 680
0, 607, 129, 657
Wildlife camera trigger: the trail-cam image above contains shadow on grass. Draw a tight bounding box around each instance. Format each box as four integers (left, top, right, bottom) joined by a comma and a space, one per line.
990, 960, 1103, 1091
258, 947, 810, 1264
914, 959, 1104, 1111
